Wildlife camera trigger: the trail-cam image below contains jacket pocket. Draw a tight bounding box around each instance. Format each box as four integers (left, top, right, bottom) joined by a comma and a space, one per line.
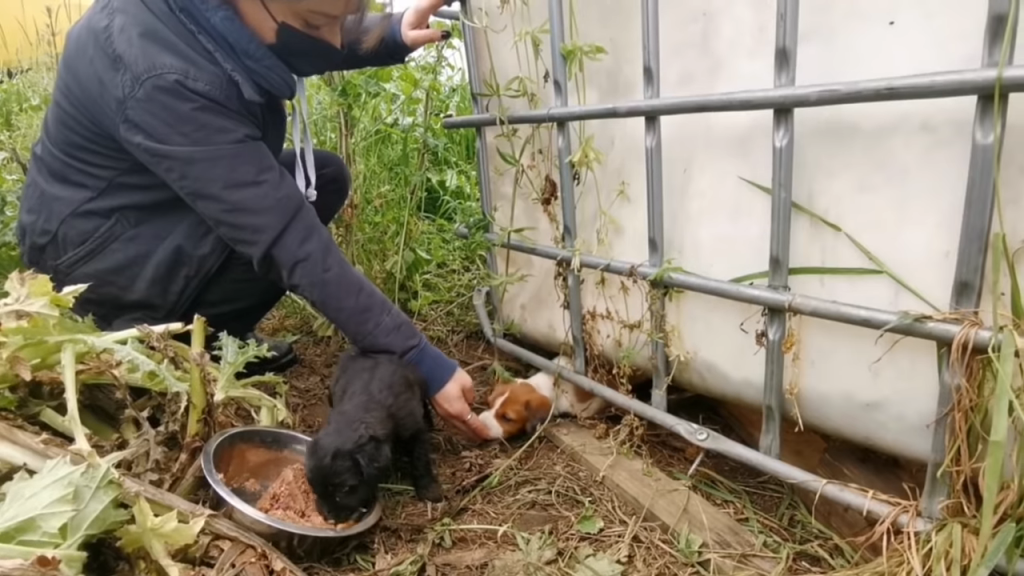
54, 213, 131, 277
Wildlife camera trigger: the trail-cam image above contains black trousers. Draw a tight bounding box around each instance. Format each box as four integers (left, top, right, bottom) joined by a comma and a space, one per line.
179, 148, 351, 340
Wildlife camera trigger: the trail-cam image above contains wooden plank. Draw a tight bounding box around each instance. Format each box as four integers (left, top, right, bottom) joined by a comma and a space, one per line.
719, 403, 926, 560
545, 422, 779, 576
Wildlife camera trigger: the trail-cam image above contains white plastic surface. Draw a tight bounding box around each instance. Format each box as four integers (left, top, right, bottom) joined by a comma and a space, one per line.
466, 0, 1024, 463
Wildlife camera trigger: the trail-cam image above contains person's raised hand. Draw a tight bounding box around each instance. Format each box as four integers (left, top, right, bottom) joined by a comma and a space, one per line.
430, 367, 490, 442
400, 0, 454, 51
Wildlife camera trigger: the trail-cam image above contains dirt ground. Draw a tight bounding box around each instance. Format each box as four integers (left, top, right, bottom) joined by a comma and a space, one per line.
262, 323, 856, 576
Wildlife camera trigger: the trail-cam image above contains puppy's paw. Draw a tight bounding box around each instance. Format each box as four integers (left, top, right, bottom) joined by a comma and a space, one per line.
415, 481, 444, 503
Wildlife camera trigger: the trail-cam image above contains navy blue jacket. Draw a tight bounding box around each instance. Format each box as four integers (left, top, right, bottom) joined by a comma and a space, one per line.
16, 0, 459, 395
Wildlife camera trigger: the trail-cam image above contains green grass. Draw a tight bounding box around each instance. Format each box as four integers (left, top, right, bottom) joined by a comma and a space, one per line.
0, 67, 53, 280
0, 27, 488, 344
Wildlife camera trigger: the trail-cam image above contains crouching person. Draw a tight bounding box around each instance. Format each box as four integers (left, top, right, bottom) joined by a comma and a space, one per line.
15, 0, 490, 442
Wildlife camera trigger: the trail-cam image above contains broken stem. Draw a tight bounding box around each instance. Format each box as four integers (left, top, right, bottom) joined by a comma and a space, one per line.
186, 315, 207, 440
60, 343, 91, 455
37, 406, 75, 439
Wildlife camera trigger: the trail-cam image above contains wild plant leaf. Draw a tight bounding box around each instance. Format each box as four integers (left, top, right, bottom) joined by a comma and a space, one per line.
970, 326, 1016, 576
0, 545, 85, 576
1, 327, 188, 394
116, 498, 204, 576
728, 266, 883, 284
572, 552, 624, 576
972, 521, 1017, 576
676, 529, 704, 563
210, 334, 290, 425
0, 296, 188, 395
0, 556, 66, 575
0, 460, 80, 543
997, 232, 1024, 325
95, 339, 188, 394
488, 532, 556, 576
739, 177, 841, 231
59, 459, 128, 551
739, 177, 940, 311
0, 456, 127, 576
992, 231, 1006, 329
514, 530, 558, 565
575, 509, 604, 535
842, 232, 940, 311
496, 146, 520, 168
650, 264, 687, 284
877, 312, 930, 337
0, 272, 88, 328
0, 391, 16, 410
951, 522, 963, 576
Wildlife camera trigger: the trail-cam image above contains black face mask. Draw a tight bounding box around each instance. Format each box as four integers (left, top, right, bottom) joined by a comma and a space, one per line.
261, 0, 342, 78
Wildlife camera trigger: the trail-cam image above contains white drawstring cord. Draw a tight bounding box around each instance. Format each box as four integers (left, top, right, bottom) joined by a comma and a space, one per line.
290, 77, 318, 202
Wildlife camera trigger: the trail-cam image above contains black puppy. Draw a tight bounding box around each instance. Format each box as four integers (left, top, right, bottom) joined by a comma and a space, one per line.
305, 349, 443, 523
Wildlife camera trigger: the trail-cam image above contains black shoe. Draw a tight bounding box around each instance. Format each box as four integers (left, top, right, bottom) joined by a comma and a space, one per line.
215, 332, 299, 377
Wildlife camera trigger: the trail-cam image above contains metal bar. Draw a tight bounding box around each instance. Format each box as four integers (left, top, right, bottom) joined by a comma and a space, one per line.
921, 0, 1019, 519
470, 286, 927, 531
641, 0, 669, 412
434, 7, 461, 20
761, 0, 800, 458
547, 0, 587, 375
454, 228, 999, 351
442, 65, 1024, 129
456, 0, 503, 324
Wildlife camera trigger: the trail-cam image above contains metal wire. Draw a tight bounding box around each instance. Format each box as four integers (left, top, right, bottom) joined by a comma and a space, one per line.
641, 0, 669, 413
443, 65, 1024, 128
920, 0, 1020, 519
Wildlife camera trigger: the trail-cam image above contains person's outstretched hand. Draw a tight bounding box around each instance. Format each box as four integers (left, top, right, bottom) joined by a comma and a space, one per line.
400, 0, 454, 51
431, 367, 490, 441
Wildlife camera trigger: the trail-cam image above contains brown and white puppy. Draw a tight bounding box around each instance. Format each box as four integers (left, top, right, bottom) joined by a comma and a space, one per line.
477, 355, 609, 440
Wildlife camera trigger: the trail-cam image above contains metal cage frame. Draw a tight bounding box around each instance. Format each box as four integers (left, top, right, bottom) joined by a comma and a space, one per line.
436, 2, 1023, 572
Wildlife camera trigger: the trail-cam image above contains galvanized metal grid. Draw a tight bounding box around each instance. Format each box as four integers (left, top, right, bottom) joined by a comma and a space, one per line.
440, 1, 1022, 572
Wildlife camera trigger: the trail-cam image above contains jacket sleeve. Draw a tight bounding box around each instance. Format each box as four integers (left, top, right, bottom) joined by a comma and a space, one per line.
117, 72, 458, 396
332, 11, 414, 70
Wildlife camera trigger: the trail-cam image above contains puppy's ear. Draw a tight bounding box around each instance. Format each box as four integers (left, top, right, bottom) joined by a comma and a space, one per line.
353, 436, 391, 483
488, 383, 511, 407
524, 395, 553, 437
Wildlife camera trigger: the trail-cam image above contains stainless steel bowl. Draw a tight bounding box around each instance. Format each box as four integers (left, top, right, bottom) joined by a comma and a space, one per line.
200, 426, 382, 555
